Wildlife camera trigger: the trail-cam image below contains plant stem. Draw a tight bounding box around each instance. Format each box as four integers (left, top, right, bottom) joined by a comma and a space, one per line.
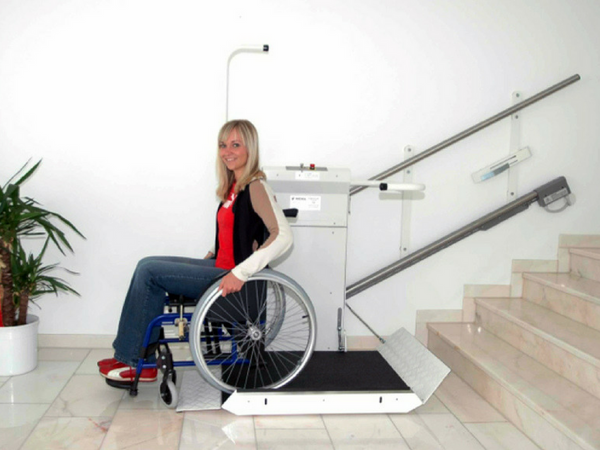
0, 244, 15, 327
17, 291, 29, 326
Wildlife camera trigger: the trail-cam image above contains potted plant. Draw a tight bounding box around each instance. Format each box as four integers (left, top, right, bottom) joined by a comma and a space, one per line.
0, 160, 84, 375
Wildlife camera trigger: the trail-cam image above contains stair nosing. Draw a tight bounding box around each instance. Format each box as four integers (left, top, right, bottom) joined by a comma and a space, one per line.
427, 322, 600, 450
475, 297, 600, 369
522, 272, 600, 306
570, 247, 600, 261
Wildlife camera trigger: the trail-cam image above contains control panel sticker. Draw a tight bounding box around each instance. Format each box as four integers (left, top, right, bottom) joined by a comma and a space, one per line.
290, 195, 321, 211
295, 171, 320, 181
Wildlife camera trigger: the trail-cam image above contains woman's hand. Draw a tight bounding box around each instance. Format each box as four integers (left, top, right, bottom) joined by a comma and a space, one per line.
219, 272, 244, 296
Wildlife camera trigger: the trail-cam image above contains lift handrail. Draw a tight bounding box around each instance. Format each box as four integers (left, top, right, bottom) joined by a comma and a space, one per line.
346, 177, 571, 299
350, 74, 580, 196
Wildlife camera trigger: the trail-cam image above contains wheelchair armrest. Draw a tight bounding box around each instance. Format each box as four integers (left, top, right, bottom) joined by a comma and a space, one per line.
283, 208, 298, 218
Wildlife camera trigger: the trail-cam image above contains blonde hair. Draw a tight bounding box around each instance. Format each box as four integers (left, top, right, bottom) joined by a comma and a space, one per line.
216, 119, 266, 202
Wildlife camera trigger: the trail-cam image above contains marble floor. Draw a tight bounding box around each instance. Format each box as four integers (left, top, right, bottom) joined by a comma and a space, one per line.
0, 347, 543, 450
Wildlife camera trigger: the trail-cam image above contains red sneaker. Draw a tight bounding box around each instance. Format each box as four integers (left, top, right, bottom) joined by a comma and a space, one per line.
100, 364, 158, 382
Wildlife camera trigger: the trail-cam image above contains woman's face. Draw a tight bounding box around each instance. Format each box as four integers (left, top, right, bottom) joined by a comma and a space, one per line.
219, 128, 248, 179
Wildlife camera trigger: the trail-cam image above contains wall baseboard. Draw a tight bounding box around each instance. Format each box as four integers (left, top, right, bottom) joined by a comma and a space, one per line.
346, 335, 383, 350
38, 334, 386, 352
39, 334, 115, 349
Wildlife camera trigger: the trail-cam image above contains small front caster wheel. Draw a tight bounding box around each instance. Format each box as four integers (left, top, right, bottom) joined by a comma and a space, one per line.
160, 379, 178, 409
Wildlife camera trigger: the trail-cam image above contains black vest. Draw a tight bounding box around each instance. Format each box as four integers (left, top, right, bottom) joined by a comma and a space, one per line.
214, 181, 268, 265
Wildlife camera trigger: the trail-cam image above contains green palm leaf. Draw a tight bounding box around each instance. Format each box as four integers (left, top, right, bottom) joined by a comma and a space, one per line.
1, 159, 84, 326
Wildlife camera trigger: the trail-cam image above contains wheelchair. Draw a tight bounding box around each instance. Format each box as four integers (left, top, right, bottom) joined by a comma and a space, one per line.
125, 266, 317, 408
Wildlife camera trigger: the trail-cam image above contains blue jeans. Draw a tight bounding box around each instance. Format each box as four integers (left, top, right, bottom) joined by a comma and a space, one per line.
112, 256, 225, 366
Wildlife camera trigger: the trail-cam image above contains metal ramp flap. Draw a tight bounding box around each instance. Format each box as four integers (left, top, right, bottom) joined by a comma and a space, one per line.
377, 328, 450, 404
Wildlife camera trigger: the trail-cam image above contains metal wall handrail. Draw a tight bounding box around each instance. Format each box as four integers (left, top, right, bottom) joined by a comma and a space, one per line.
350, 74, 580, 196
345, 176, 573, 299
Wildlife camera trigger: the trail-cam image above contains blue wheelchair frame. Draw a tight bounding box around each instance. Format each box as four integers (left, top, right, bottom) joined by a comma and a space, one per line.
127, 290, 251, 398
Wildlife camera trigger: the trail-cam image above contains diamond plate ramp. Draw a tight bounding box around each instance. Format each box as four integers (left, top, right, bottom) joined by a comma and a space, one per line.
176, 367, 222, 412
378, 327, 450, 403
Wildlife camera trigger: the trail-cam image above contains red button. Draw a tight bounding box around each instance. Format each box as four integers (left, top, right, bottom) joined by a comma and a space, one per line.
310, 164, 315, 170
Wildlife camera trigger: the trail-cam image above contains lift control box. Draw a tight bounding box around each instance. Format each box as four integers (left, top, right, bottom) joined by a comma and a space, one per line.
264, 166, 351, 351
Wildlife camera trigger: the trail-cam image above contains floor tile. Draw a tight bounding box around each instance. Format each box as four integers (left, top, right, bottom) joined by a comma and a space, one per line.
413, 394, 450, 414
254, 414, 325, 429
417, 413, 486, 450
435, 373, 506, 423
255, 428, 333, 450
118, 365, 196, 410
100, 409, 183, 449
21, 416, 111, 450
389, 414, 445, 450
2, 344, 536, 450
0, 361, 80, 404
0, 404, 49, 450
77, 349, 115, 375
45, 375, 125, 418
179, 409, 256, 450
117, 380, 166, 410
38, 348, 91, 362
322, 414, 409, 449
465, 423, 541, 450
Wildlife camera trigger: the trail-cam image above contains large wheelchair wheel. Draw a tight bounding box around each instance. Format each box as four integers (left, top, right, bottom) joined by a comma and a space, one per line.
189, 269, 316, 393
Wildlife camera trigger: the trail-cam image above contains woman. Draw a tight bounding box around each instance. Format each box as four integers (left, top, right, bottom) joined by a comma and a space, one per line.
99, 120, 293, 385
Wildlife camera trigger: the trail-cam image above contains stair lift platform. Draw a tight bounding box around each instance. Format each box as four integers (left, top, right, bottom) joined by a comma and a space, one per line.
223, 328, 450, 415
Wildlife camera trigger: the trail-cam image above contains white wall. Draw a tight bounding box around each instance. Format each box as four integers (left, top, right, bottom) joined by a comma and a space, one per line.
1, 0, 598, 338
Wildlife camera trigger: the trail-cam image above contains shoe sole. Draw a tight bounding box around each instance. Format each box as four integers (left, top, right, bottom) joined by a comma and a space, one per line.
105, 378, 133, 389
99, 371, 157, 383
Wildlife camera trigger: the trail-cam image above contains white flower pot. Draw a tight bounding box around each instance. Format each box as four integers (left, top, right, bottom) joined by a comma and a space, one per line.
0, 314, 39, 376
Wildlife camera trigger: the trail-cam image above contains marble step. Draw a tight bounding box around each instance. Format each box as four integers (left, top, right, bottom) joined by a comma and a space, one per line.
475, 297, 600, 399
570, 248, 600, 283
522, 272, 600, 332
428, 322, 600, 450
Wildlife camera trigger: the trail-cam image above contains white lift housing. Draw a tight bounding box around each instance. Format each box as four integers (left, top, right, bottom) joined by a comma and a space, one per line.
264, 165, 351, 351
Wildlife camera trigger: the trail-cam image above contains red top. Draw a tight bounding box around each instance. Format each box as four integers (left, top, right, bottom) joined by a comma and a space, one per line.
215, 184, 237, 270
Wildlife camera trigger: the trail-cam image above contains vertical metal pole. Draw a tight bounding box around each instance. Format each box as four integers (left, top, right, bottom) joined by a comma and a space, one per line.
399, 145, 415, 257
507, 91, 522, 203
225, 45, 269, 122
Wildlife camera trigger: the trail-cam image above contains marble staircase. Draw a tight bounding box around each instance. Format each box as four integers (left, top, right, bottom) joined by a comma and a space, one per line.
427, 240, 600, 450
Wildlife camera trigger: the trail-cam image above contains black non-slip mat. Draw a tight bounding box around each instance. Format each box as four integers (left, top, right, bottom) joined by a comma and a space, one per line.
274, 351, 410, 392
220, 351, 410, 403
222, 351, 410, 403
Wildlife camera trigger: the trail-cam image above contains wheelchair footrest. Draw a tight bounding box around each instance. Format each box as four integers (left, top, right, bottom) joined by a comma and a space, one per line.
105, 378, 135, 391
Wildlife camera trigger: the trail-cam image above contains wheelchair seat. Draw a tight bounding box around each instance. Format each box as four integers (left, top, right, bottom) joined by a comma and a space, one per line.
167, 293, 199, 307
